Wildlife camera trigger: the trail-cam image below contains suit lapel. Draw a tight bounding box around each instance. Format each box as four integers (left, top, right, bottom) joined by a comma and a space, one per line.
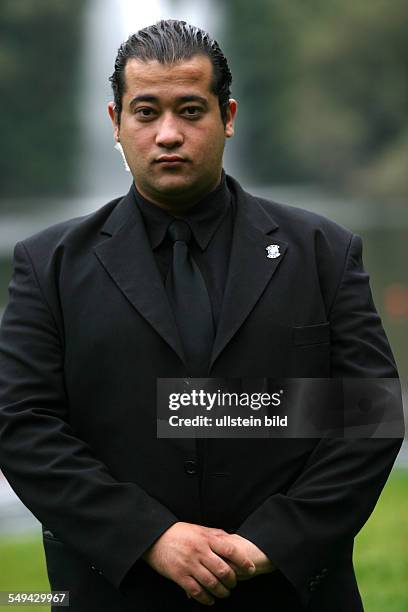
210, 178, 288, 368
93, 180, 287, 370
94, 187, 185, 364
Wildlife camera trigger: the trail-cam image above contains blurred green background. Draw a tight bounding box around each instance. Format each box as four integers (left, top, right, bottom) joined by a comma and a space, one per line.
0, 1, 406, 610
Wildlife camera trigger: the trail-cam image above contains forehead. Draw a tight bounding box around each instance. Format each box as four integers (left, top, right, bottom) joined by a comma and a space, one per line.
122, 55, 214, 97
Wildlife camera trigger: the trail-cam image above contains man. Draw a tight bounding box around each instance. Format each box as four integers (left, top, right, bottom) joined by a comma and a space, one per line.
0, 19, 403, 611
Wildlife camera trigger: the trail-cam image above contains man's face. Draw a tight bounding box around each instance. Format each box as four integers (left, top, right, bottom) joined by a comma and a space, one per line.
108, 55, 237, 210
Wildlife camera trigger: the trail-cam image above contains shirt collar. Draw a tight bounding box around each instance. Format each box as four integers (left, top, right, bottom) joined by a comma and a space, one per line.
133, 170, 231, 251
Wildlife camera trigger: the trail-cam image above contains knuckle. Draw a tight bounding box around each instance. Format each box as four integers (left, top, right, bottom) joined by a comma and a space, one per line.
223, 545, 234, 557
182, 577, 197, 592
206, 578, 219, 589
212, 528, 226, 536
217, 565, 230, 578
191, 587, 203, 597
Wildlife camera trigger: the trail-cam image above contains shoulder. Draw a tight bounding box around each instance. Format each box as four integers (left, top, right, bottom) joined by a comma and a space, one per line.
17, 195, 124, 260
228, 175, 355, 256
257, 193, 353, 246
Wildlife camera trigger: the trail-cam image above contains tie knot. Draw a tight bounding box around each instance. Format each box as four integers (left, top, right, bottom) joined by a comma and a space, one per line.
167, 219, 192, 244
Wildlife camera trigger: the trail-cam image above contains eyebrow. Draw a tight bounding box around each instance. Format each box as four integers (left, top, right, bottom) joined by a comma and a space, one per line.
129, 94, 209, 110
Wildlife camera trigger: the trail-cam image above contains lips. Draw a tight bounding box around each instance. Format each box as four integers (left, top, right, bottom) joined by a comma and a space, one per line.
155, 155, 187, 163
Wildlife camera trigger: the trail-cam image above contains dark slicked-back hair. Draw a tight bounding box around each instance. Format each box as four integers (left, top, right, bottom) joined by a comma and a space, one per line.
109, 19, 232, 124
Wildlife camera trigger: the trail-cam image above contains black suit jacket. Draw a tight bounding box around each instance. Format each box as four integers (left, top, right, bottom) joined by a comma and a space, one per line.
0, 175, 403, 611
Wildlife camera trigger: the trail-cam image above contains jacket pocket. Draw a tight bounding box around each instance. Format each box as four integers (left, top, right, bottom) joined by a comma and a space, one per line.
292, 322, 330, 346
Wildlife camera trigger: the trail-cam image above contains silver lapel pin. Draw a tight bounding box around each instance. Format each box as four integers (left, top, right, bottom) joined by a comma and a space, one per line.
266, 244, 280, 259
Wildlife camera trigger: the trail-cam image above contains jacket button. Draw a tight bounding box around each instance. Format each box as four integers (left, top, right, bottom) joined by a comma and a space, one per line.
184, 460, 198, 475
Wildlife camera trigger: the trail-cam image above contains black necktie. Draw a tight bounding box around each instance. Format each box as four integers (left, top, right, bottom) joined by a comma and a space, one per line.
166, 219, 214, 376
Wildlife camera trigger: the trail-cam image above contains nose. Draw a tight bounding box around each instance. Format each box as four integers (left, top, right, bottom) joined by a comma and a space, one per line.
155, 113, 184, 149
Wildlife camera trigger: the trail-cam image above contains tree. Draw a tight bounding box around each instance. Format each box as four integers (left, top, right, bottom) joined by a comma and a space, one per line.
0, 0, 84, 198
223, 0, 407, 201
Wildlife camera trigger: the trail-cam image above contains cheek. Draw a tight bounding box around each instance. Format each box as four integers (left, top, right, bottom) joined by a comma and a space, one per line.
193, 126, 224, 153
122, 131, 151, 157
120, 119, 150, 144
202, 133, 225, 160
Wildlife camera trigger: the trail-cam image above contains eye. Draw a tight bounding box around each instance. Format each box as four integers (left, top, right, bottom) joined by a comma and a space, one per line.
135, 107, 156, 120
182, 106, 203, 119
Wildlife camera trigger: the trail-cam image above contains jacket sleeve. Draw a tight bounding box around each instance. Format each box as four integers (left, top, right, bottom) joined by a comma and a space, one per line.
0, 242, 178, 589
236, 233, 404, 607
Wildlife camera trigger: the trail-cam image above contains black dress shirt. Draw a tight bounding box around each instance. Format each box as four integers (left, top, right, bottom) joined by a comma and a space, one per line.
133, 171, 235, 330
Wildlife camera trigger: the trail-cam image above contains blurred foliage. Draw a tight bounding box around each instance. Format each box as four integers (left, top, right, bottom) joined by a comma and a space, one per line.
362, 227, 408, 377
0, 0, 84, 197
224, 0, 407, 202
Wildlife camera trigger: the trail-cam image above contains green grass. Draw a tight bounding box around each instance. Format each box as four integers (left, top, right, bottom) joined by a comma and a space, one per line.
355, 468, 408, 612
0, 469, 406, 611
0, 536, 49, 611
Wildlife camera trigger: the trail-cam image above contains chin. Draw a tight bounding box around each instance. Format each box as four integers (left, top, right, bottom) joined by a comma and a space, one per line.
155, 176, 195, 194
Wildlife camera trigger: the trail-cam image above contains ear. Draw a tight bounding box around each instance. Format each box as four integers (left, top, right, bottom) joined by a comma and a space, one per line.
225, 99, 237, 138
108, 102, 120, 142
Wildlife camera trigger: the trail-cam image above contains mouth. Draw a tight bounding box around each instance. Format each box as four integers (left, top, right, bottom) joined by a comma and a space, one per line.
154, 155, 188, 165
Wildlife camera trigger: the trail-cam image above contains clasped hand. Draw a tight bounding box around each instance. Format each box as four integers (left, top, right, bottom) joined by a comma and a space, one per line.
142, 522, 275, 606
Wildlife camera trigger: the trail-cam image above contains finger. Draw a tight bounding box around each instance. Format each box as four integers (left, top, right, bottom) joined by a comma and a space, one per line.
210, 536, 255, 574
227, 561, 253, 581
181, 576, 215, 607
207, 527, 228, 537
202, 551, 237, 589
193, 565, 231, 599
